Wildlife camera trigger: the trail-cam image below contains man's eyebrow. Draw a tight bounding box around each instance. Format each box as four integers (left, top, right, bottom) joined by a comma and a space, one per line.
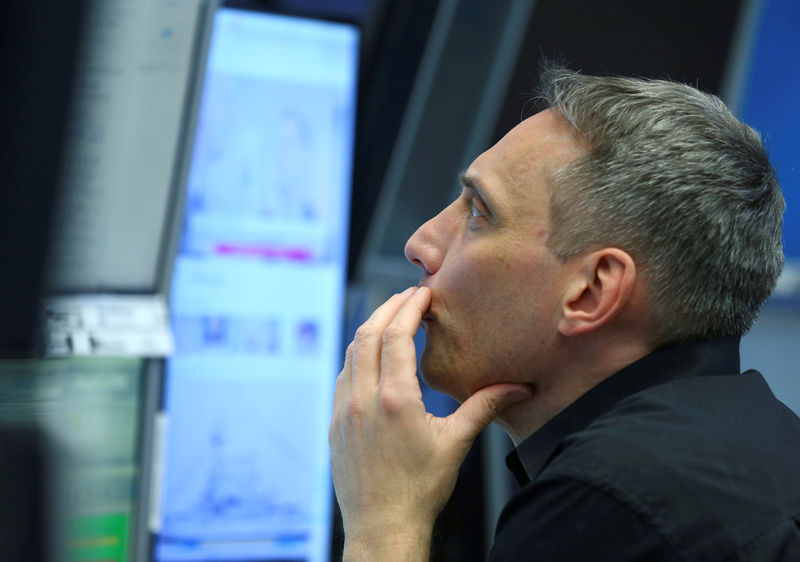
459, 172, 488, 198
458, 171, 497, 211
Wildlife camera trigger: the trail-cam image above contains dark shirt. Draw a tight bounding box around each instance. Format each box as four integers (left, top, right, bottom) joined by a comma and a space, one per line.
489, 337, 800, 561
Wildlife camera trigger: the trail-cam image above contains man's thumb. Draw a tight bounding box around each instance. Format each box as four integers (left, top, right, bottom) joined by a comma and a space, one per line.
450, 383, 533, 442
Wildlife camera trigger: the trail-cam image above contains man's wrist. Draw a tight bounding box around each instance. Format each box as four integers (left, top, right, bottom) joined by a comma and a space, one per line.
343, 523, 434, 562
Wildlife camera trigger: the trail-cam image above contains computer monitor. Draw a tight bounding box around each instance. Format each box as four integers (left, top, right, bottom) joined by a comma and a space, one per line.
48, 0, 211, 294
154, 5, 359, 561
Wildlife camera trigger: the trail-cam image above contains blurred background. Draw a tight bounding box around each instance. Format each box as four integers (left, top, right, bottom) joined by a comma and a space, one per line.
1, 0, 798, 560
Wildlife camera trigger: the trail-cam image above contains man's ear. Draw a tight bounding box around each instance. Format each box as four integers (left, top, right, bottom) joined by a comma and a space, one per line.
558, 248, 637, 337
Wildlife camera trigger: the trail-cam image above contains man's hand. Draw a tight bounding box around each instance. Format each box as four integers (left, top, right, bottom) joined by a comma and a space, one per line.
329, 286, 533, 560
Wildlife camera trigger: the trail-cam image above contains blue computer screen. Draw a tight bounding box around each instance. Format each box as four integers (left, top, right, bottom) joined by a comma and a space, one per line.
156, 7, 358, 561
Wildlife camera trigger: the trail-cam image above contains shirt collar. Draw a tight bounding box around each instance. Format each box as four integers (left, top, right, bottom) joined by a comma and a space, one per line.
506, 337, 741, 486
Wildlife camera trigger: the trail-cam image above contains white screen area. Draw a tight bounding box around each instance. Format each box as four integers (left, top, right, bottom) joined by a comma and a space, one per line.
156, 9, 358, 561
49, 0, 205, 292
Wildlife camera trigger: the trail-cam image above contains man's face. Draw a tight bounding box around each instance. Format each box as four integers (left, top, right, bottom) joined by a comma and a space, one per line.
404, 109, 586, 401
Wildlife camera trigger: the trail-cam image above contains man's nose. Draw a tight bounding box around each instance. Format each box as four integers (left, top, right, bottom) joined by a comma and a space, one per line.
404, 211, 446, 276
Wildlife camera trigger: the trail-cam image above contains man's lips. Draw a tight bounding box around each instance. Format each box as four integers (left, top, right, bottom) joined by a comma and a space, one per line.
419, 288, 434, 322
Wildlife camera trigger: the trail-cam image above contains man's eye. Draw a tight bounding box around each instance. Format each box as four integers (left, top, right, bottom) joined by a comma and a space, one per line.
471, 202, 483, 217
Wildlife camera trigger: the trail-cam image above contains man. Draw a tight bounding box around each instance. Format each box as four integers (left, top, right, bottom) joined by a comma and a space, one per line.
329, 67, 800, 560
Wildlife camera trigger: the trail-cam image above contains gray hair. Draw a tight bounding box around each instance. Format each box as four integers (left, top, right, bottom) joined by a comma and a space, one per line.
539, 67, 784, 344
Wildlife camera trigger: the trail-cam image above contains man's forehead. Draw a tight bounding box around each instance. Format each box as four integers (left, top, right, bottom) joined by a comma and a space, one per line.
465, 109, 584, 198
506, 109, 582, 154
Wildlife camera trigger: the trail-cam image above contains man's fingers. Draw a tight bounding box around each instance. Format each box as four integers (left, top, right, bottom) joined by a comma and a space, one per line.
351, 287, 418, 389
333, 342, 354, 409
449, 383, 534, 444
378, 287, 431, 394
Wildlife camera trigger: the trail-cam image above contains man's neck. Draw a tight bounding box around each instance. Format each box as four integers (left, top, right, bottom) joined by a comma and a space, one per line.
495, 338, 654, 446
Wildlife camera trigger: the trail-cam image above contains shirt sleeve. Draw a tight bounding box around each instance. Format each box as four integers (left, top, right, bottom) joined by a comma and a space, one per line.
488, 476, 679, 561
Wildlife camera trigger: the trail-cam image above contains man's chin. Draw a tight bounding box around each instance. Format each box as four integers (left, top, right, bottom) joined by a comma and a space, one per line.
418, 352, 439, 389
419, 352, 468, 403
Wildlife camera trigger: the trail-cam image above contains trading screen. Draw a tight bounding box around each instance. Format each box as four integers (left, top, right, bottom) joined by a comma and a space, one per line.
155, 7, 358, 561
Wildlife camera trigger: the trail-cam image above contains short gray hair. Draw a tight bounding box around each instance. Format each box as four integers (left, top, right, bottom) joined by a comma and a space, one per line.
539, 67, 784, 344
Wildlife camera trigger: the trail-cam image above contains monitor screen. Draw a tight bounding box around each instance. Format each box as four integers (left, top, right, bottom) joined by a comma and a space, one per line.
154, 7, 358, 561
48, 0, 207, 293
0, 357, 145, 562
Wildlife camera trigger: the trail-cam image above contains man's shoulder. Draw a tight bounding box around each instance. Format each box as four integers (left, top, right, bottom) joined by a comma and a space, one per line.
547, 369, 800, 492
553, 369, 800, 462
535, 369, 800, 560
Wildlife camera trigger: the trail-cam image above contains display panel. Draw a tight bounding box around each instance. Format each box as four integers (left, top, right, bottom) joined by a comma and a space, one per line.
0, 358, 145, 562
155, 7, 358, 561
49, 0, 206, 293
